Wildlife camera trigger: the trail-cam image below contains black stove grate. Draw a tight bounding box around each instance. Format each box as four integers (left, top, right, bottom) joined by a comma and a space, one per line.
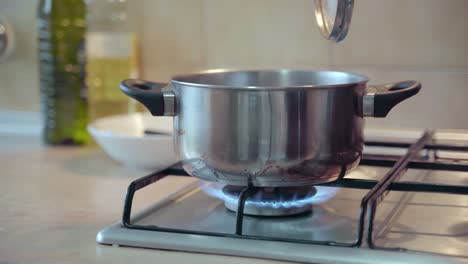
122, 130, 468, 253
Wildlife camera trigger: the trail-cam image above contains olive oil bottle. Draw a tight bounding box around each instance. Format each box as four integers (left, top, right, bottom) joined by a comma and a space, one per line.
86, 0, 139, 121
37, 0, 89, 145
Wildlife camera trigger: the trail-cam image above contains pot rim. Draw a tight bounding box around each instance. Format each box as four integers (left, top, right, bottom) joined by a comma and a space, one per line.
171, 69, 369, 90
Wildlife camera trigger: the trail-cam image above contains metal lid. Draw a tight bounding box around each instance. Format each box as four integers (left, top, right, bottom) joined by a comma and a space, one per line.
0, 17, 14, 62
313, 0, 354, 43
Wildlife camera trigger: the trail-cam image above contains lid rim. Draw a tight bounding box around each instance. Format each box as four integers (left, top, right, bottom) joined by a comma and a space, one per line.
171, 69, 369, 90
313, 0, 354, 42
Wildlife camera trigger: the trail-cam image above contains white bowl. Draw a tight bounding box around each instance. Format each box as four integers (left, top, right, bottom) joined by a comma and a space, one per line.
87, 113, 178, 170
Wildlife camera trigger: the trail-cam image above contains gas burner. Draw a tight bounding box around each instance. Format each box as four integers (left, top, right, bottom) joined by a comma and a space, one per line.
222, 185, 317, 217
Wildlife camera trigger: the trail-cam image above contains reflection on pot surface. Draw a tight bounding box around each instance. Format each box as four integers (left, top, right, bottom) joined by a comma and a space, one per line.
121, 70, 421, 187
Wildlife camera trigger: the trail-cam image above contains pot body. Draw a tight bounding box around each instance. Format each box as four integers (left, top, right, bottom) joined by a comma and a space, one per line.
121, 70, 421, 187
172, 76, 366, 187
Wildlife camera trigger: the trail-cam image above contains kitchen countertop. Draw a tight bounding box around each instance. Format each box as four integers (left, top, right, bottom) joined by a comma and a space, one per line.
0, 133, 288, 264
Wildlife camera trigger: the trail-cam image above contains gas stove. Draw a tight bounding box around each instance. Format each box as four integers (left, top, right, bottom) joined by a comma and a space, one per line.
97, 130, 468, 264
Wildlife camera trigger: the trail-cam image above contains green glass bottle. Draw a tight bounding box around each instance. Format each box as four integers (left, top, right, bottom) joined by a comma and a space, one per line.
38, 0, 89, 145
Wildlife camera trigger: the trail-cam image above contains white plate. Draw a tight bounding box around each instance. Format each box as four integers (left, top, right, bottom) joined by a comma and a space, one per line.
87, 113, 178, 170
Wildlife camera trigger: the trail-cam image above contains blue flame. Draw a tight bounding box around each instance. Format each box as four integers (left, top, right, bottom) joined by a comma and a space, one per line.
199, 182, 339, 209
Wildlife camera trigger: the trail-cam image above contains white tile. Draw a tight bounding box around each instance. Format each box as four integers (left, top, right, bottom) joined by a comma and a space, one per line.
203, 0, 330, 69
0, 0, 38, 61
0, 0, 39, 111
337, 67, 468, 129
332, 0, 468, 68
0, 60, 40, 111
138, 0, 205, 81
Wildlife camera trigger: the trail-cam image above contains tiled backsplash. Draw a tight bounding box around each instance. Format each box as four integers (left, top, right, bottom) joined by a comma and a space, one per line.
0, 0, 39, 111
332, 0, 468, 68
0, 0, 467, 128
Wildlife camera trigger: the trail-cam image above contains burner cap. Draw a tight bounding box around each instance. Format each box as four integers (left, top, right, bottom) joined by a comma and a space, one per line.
222, 186, 316, 217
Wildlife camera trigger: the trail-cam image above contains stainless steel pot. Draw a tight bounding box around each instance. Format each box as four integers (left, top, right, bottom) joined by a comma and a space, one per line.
121, 70, 420, 187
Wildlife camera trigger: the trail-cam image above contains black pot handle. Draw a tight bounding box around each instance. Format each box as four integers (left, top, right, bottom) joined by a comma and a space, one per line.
363, 80, 421, 118
120, 79, 175, 116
